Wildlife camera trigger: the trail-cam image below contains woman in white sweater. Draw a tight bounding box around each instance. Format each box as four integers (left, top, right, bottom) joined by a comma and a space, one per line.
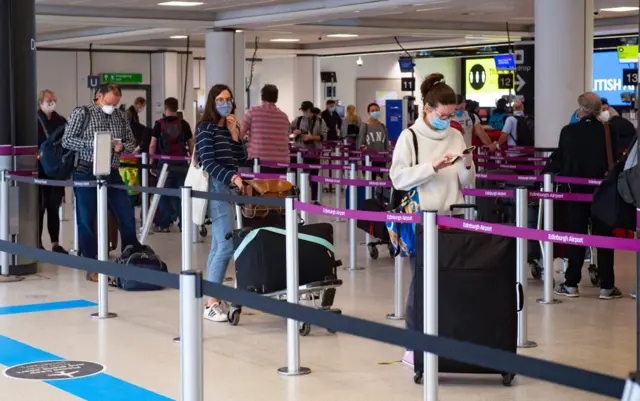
390, 73, 475, 369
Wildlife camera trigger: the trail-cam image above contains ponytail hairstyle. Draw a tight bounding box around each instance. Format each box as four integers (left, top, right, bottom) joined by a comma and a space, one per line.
420, 73, 456, 109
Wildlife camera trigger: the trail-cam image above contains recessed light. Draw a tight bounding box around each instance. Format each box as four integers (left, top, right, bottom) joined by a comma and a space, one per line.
462, 11, 486, 16
326, 34, 359, 38
269, 38, 300, 42
600, 6, 639, 12
236, 30, 244, 33
416, 6, 448, 12
170, 35, 188, 39
158, 1, 204, 6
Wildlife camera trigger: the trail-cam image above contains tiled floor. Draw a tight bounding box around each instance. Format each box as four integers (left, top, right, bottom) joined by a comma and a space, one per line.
0, 191, 636, 400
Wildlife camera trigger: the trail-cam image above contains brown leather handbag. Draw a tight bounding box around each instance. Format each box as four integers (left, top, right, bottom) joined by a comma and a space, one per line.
241, 179, 298, 219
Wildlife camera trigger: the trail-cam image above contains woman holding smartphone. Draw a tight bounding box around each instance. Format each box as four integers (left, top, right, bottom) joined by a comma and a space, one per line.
195, 84, 248, 322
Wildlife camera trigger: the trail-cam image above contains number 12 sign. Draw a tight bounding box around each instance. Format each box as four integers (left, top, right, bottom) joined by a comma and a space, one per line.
497, 73, 514, 89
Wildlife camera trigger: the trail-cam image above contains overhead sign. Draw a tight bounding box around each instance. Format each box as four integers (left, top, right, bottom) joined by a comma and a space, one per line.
401, 77, 415, 92
622, 68, 638, 86
494, 54, 515, 71
87, 75, 101, 89
497, 73, 514, 89
101, 73, 143, 84
464, 58, 510, 107
593, 51, 635, 106
4, 360, 104, 380
617, 45, 638, 64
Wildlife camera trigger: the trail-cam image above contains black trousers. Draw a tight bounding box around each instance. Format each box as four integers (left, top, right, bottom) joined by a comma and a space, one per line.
563, 202, 615, 290
39, 184, 64, 245
303, 157, 319, 202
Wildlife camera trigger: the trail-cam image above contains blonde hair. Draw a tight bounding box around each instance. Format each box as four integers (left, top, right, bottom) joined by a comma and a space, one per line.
345, 104, 358, 124
38, 89, 55, 106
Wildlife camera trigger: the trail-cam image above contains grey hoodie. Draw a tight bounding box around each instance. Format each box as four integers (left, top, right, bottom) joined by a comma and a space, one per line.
357, 122, 390, 152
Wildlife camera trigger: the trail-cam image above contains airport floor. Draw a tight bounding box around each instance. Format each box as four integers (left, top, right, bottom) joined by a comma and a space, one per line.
0, 192, 636, 400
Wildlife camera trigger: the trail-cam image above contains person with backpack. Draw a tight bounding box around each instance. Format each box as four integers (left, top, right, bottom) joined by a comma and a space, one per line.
341, 104, 362, 140
36, 89, 68, 254
291, 101, 327, 203
357, 102, 390, 179
452, 94, 496, 149
61, 83, 139, 262
497, 101, 535, 147
149, 97, 194, 232
488, 98, 509, 131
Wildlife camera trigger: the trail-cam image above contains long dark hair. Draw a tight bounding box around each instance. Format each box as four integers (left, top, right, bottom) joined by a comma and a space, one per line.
201, 84, 236, 125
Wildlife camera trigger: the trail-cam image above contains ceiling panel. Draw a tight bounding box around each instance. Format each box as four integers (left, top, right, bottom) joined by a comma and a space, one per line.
36, 0, 300, 11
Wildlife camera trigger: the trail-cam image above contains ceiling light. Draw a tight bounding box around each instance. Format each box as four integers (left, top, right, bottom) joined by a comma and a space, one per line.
600, 6, 639, 12
462, 12, 486, 16
326, 34, 359, 38
269, 38, 300, 42
170, 35, 188, 39
236, 30, 244, 33
158, 1, 204, 6
416, 6, 448, 12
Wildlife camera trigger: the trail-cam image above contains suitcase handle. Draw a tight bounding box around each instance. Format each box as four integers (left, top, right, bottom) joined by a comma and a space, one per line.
449, 204, 478, 211
516, 282, 524, 312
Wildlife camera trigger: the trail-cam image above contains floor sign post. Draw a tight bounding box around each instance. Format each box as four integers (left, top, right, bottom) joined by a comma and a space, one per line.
347, 164, 363, 271
179, 270, 204, 401
175, 187, 195, 344
538, 173, 560, 305
364, 155, 372, 247
141, 152, 149, 229
516, 188, 537, 348
424, 211, 438, 401
300, 172, 310, 224
278, 197, 311, 376
386, 256, 404, 320
91, 178, 117, 319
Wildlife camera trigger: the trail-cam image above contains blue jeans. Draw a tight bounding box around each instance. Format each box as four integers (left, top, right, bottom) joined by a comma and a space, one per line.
206, 178, 235, 284
73, 166, 138, 259
157, 172, 186, 229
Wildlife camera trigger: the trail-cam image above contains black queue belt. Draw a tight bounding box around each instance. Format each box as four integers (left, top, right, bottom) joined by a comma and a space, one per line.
0, 235, 626, 398
8, 174, 99, 188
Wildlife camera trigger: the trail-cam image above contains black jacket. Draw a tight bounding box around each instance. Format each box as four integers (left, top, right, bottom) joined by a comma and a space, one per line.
547, 117, 610, 193
321, 109, 341, 141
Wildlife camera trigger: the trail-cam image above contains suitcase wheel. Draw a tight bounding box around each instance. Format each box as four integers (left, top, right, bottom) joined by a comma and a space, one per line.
529, 261, 542, 280
199, 226, 208, 238
588, 264, 599, 286
388, 243, 395, 259
299, 322, 311, 336
413, 372, 423, 384
501, 373, 515, 386
228, 310, 241, 326
368, 244, 379, 260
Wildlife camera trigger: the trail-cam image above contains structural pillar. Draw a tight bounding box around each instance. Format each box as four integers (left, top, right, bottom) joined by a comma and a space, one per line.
0, 0, 39, 275
534, 0, 592, 147
205, 30, 245, 121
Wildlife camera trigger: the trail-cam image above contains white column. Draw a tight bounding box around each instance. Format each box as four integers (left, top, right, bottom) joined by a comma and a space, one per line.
535, 0, 590, 147
584, 0, 594, 92
205, 30, 245, 122
150, 52, 185, 123
294, 55, 317, 110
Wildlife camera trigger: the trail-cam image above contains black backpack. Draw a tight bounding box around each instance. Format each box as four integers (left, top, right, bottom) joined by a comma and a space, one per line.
512, 115, 535, 146
114, 244, 168, 291
38, 107, 89, 180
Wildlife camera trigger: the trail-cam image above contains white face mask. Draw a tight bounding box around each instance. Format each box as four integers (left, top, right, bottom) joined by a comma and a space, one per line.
102, 105, 115, 115
139, 107, 145, 113
599, 110, 610, 123
41, 102, 56, 112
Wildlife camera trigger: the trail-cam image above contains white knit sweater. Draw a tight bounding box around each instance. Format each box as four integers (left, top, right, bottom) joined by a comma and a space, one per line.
389, 117, 475, 215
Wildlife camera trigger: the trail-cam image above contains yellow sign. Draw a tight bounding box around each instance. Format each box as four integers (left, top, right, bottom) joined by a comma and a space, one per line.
464, 58, 512, 107
617, 45, 638, 64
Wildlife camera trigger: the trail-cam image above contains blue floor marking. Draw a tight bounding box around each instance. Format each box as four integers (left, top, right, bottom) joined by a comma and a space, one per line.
0, 300, 97, 315
0, 336, 174, 400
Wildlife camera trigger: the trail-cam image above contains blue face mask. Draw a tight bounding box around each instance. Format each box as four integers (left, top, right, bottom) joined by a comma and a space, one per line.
429, 116, 450, 131
514, 111, 524, 117
216, 101, 232, 117
329, 107, 336, 113
370, 111, 381, 120
453, 110, 464, 117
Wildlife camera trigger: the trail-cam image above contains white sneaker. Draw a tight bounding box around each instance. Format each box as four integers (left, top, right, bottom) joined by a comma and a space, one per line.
203, 303, 228, 322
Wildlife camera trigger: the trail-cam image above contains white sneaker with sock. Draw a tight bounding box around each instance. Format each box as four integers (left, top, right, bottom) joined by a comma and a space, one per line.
203, 302, 228, 322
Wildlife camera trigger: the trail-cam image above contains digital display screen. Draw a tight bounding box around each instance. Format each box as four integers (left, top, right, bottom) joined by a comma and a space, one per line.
593, 51, 635, 106
464, 58, 512, 107
494, 54, 515, 70
617, 45, 638, 64
399, 58, 414, 73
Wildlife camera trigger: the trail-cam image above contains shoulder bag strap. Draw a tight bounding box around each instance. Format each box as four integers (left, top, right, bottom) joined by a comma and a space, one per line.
37, 115, 49, 139
408, 128, 419, 165
604, 123, 614, 170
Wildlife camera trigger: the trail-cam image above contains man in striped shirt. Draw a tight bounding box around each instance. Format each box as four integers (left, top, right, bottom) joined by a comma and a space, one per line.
240, 84, 290, 173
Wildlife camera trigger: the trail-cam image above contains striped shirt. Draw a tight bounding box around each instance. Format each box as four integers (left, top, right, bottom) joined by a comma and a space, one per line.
61, 103, 136, 168
241, 102, 291, 163
195, 121, 248, 185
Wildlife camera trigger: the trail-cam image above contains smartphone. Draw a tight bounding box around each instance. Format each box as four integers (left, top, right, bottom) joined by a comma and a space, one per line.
448, 155, 462, 164
462, 146, 476, 155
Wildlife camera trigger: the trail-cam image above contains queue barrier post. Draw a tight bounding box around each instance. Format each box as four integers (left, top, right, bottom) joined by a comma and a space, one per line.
364, 155, 372, 247
347, 163, 364, 271
141, 152, 149, 229
59, 196, 67, 221
179, 270, 204, 401
386, 255, 404, 320
300, 172, 310, 223
71, 193, 79, 255
423, 210, 439, 401
91, 177, 117, 319
174, 187, 196, 344
235, 204, 244, 230
516, 188, 537, 348
538, 173, 560, 305
139, 164, 170, 245
0, 170, 22, 282
278, 197, 311, 377
463, 186, 476, 220
253, 158, 260, 174
296, 152, 303, 188
286, 169, 297, 188
636, 211, 640, 371
334, 147, 342, 219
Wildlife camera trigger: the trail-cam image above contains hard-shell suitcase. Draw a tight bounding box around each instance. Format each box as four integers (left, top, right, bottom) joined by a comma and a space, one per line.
412, 220, 518, 386
233, 223, 339, 294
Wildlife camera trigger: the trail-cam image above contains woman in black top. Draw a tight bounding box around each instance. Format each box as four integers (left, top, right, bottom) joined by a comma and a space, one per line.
37, 89, 68, 253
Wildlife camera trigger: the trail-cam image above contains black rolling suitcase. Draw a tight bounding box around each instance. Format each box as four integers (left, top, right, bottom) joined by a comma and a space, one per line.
356, 199, 390, 241
412, 219, 519, 386
233, 223, 339, 294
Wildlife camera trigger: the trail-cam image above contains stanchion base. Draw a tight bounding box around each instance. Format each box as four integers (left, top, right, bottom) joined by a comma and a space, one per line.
536, 298, 561, 305
517, 341, 538, 349
0, 275, 24, 283
344, 266, 365, 271
277, 366, 311, 376
386, 313, 404, 321
69, 250, 79, 256
90, 312, 118, 319
173, 336, 180, 343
